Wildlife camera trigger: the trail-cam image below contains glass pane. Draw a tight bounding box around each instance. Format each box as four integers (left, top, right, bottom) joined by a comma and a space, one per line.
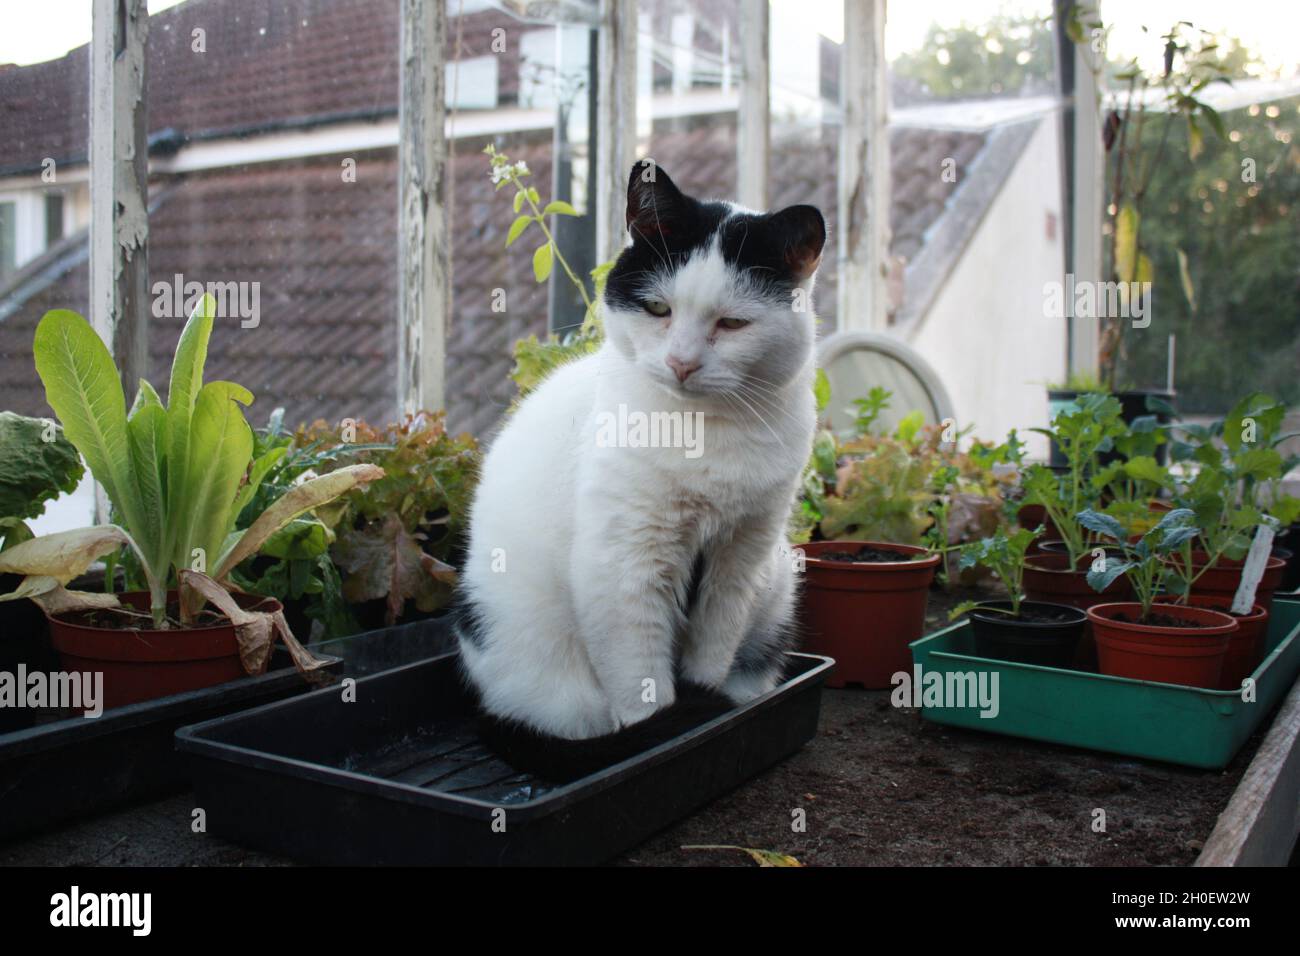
770, 0, 841, 332
881, 0, 1063, 449
1097, 10, 1300, 414
888, 0, 1057, 107
446, 3, 599, 437
144, 0, 401, 435
638, 0, 741, 199
45, 194, 65, 245
0, 203, 16, 277
884, 0, 1058, 328
0, 1, 94, 531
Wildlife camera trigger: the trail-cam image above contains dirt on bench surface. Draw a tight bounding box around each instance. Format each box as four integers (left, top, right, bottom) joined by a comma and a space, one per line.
0, 585, 1262, 867
615, 686, 1246, 866
617, 585, 1253, 867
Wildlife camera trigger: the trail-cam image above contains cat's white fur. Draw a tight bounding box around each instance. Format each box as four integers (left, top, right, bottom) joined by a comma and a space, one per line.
459, 220, 818, 739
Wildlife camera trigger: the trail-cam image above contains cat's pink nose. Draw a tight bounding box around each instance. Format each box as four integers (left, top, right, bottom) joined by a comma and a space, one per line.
666, 355, 701, 383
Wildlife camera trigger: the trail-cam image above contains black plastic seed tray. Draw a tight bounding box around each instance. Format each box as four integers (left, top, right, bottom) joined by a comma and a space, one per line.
0, 647, 341, 843
176, 650, 834, 865
0, 612, 459, 844
311, 612, 458, 675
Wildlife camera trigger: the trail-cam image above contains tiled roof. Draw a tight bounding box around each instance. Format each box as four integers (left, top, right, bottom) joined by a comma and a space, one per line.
0, 0, 537, 175
0, 0, 1005, 439
0, 44, 91, 175
0, 143, 552, 438
651, 118, 989, 324
0, 117, 995, 437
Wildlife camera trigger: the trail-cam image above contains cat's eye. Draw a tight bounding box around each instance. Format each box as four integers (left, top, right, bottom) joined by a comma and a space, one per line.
643, 298, 671, 317
717, 317, 750, 331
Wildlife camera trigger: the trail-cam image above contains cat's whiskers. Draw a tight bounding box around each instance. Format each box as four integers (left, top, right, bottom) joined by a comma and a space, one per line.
717, 391, 760, 432
733, 221, 751, 263
721, 387, 783, 443
738, 374, 806, 424
629, 223, 670, 272
647, 192, 674, 269
730, 382, 808, 436
742, 369, 821, 409
739, 385, 804, 422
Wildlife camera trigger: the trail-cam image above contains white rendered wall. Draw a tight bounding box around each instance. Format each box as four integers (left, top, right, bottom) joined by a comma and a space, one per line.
908, 117, 1066, 460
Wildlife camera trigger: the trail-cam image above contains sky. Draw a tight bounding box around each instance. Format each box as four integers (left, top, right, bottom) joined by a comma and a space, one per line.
0, 0, 188, 64
0, 0, 1296, 75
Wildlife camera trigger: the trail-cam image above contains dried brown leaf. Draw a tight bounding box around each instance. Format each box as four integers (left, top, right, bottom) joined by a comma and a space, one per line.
178, 570, 328, 679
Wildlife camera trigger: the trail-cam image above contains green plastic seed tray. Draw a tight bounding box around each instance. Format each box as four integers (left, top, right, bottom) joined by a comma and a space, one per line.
908, 599, 1300, 769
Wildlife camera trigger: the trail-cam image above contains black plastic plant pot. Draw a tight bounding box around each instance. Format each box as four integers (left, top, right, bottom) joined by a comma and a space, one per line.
1272, 543, 1300, 595
968, 600, 1088, 669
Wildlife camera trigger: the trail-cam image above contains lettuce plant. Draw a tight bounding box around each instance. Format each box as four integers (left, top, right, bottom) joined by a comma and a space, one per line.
794, 398, 1016, 549
0, 296, 382, 643
222, 409, 390, 640
294, 412, 478, 626
0, 411, 85, 551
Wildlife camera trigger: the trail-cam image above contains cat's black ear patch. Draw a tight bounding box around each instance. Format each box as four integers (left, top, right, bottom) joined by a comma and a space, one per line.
626, 160, 689, 240
768, 204, 826, 281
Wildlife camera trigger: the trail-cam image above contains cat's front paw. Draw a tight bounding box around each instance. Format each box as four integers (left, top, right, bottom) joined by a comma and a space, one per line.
609, 675, 676, 730
720, 668, 779, 705
678, 644, 733, 690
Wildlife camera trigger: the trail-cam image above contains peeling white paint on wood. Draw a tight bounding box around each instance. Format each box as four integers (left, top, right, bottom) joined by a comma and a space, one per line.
837, 0, 889, 332
596, 0, 638, 265
90, 0, 150, 525
397, 0, 449, 416
90, 0, 149, 389
736, 0, 769, 210
1067, 37, 1103, 376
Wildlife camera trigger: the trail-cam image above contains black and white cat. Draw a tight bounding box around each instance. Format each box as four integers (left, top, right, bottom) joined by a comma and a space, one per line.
459, 160, 825, 746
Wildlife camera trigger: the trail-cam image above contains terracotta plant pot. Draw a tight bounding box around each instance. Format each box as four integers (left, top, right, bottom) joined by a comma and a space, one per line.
1022, 552, 1131, 610
797, 541, 940, 689
1086, 602, 1236, 689
46, 591, 277, 711
1180, 551, 1286, 613
1155, 594, 1268, 691
1036, 540, 1127, 559
968, 600, 1087, 668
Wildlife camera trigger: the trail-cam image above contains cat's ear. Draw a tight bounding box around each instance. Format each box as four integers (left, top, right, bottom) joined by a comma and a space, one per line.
626, 160, 689, 239
768, 204, 826, 281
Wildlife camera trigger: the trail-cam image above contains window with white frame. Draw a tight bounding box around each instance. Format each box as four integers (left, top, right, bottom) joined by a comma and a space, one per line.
0, 191, 54, 277
448, 55, 500, 110
0, 201, 15, 277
